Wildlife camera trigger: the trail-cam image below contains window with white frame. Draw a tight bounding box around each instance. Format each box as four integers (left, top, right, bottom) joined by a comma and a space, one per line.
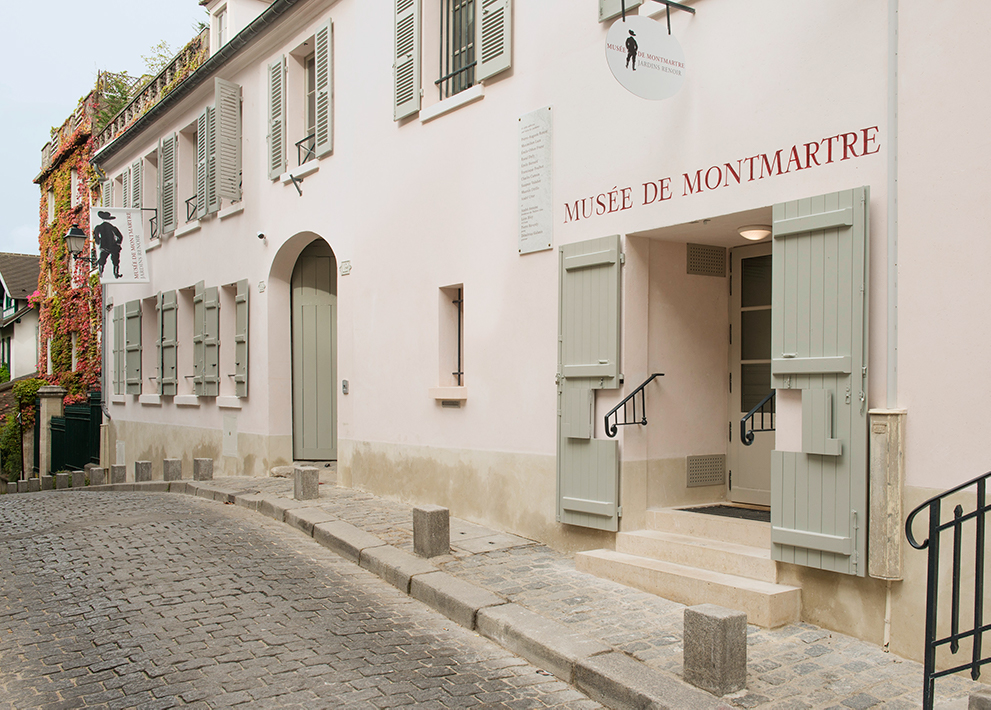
216, 6, 228, 48
70, 168, 80, 208
47, 189, 55, 224
393, 0, 512, 120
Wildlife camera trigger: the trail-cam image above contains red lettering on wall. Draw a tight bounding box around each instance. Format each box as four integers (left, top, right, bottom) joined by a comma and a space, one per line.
862, 125, 880, 155
684, 170, 703, 196
841, 132, 860, 160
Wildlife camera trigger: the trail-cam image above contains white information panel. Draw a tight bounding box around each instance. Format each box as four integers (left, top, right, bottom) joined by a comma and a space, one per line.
519, 106, 553, 255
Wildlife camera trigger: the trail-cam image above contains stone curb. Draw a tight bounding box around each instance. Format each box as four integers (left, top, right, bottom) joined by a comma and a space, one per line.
39, 479, 731, 710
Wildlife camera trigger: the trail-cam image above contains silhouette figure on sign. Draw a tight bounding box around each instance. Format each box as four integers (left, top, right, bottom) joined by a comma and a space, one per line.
93, 211, 123, 279
625, 30, 638, 71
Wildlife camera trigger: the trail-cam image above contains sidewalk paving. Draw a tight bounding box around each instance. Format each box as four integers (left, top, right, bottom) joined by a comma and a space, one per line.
76, 470, 986, 710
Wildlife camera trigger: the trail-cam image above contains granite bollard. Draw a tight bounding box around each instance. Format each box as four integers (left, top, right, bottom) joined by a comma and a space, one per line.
55, 473, 70, 490
72, 471, 85, 489
6, 482, 16, 494
193, 458, 213, 481
89, 468, 105, 486
41, 475, 54, 491
134, 461, 152, 482
110, 464, 126, 484
414, 505, 451, 558
163, 459, 182, 482
27, 478, 40, 493
294, 466, 319, 501
17, 480, 28, 493
683, 604, 747, 696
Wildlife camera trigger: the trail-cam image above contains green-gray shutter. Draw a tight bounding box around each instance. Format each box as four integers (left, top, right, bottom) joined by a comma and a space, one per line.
121, 167, 131, 209
158, 290, 178, 396
215, 78, 242, 200
314, 18, 333, 159
393, 0, 420, 121
159, 133, 178, 235
598, 0, 642, 22
101, 181, 111, 208
268, 57, 286, 179
124, 300, 142, 395
203, 286, 220, 396
196, 107, 218, 218
770, 186, 870, 577
193, 281, 205, 395
476, 0, 512, 82
113, 304, 124, 394
131, 159, 142, 209
556, 235, 622, 532
234, 279, 249, 397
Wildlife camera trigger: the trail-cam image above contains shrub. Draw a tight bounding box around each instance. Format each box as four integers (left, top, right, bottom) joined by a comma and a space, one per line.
0, 412, 21, 482
0, 364, 9, 384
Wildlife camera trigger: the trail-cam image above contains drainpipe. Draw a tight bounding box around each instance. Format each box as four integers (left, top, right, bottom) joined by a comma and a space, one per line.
886, 0, 898, 409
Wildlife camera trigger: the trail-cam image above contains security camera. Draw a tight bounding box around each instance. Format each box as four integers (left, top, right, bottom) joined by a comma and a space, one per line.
257, 232, 266, 240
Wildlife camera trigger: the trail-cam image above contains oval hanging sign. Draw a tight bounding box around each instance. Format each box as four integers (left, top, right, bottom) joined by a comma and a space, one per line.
606, 15, 686, 101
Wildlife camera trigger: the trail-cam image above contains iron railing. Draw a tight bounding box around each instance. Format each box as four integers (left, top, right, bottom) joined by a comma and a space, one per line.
296, 133, 316, 166
604, 373, 663, 438
185, 195, 198, 223
436, 0, 476, 100
741, 391, 776, 446
906, 470, 991, 709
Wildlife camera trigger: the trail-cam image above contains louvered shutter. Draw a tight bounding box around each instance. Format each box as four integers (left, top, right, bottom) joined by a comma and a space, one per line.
158, 291, 178, 396
131, 159, 142, 208
268, 57, 286, 179
314, 18, 333, 159
101, 181, 111, 208
393, 0, 421, 120
113, 304, 124, 394
476, 0, 512, 82
159, 133, 178, 235
770, 187, 870, 577
234, 279, 249, 397
598, 0, 642, 22
196, 108, 209, 219
203, 286, 220, 396
124, 300, 142, 395
193, 281, 205, 395
121, 167, 131, 209
556, 235, 622, 532
215, 78, 242, 200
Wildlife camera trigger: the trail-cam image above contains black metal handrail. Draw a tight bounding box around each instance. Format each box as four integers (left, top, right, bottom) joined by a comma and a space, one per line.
741, 391, 776, 446
296, 133, 316, 166
906, 470, 991, 709
604, 373, 663, 438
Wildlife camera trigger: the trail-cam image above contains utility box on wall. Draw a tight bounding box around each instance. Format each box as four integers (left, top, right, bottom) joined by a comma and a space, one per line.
869, 409, 907, 581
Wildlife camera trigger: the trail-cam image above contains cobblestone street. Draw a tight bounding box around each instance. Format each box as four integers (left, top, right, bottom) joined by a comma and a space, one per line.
0, 492, 599, 709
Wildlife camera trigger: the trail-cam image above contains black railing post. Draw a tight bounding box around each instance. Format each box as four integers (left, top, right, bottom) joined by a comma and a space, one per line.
951, 505, 963, 653
974, 479, 986, 680
923, 497, 941, 710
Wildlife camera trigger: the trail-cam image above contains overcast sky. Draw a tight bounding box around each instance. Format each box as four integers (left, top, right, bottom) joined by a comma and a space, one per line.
0, 1, 207, 255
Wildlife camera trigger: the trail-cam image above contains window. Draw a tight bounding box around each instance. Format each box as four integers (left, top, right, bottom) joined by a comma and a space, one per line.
47, 189, 55, 224
393, 0, 512, 120
70, 168, 80, 208
269, 18, 332, 177
216, 6, 228, 48
439, 284, 464, 387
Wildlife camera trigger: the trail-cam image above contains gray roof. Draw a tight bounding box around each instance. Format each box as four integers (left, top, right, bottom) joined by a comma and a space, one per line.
0, 252, 40, 301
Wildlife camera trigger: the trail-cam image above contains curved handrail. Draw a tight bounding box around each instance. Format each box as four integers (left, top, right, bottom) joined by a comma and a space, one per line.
906, 469, 991, 550
740, 390, 775, 446
604, 373, 663, 438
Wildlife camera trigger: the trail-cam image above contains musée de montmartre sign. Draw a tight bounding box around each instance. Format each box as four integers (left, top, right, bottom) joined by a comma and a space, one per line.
562, 125, 881, 224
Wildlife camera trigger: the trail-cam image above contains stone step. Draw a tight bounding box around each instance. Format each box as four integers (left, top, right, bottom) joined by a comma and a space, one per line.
575, 549, 800, 629
646, 507, 771, 548
616, 529, 779, 583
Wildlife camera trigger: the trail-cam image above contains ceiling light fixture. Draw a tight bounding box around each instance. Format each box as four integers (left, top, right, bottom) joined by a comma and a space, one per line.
738, 224, 772, 241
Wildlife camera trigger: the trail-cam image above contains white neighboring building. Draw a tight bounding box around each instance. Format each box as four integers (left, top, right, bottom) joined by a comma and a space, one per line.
0, 253, 39, 381
90, 0, 991, 663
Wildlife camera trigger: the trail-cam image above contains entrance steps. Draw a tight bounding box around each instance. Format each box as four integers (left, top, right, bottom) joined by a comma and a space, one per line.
575, 507, 801, 628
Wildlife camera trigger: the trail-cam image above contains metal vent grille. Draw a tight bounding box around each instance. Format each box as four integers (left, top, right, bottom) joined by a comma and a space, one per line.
687, 244, 727, 277
687, 454, 726, 488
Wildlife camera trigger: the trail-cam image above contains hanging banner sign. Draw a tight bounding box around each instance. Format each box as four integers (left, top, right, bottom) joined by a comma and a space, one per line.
606, 15, 686, 101
90, 208, 149, 284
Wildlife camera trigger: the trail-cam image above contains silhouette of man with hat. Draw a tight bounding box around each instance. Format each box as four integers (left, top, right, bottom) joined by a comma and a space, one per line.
93, 210, 123, 279
625, 29, 638, 70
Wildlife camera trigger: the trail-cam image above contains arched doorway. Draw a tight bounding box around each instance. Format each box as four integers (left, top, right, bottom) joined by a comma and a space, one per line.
291, 239, 337, 460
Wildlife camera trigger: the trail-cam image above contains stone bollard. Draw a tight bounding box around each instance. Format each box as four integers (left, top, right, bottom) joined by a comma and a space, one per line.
41, 475, 54, 491
6, 482, 16, 494
971, 690, 991, 710
72, 471, 85, 489
134, 461, 152, 483
163, 459, 182, 482
55, 473, 70, 490
193, 458, 213, 481
294, 467, 319, 501
17, 480, 28, 493
413, 505, 450, 558
683, 604, 747, 696
110, 464, 126, 484
89, 468, 106, 486
27, 478, 40, 493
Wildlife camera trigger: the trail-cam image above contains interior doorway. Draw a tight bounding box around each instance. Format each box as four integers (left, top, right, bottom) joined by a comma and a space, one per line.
291, 239, 337, 460
727, 242, 773, 505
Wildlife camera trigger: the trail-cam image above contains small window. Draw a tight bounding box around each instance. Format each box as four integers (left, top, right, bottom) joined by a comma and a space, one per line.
177, 287, 196, 395
438, 0, 476, 99
216, 6, 228, 48
439, 284, 464, 386
178, 123, 198, 223
47, 189, 55, 225
70, 169, 80, 208
303, 54, 317, 162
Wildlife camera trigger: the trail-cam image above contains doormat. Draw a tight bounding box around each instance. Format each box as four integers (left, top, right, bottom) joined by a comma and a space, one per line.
678, 504, 771, 523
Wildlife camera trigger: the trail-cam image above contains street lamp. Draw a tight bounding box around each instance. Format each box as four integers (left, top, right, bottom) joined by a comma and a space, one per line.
63, 223, 97, 264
